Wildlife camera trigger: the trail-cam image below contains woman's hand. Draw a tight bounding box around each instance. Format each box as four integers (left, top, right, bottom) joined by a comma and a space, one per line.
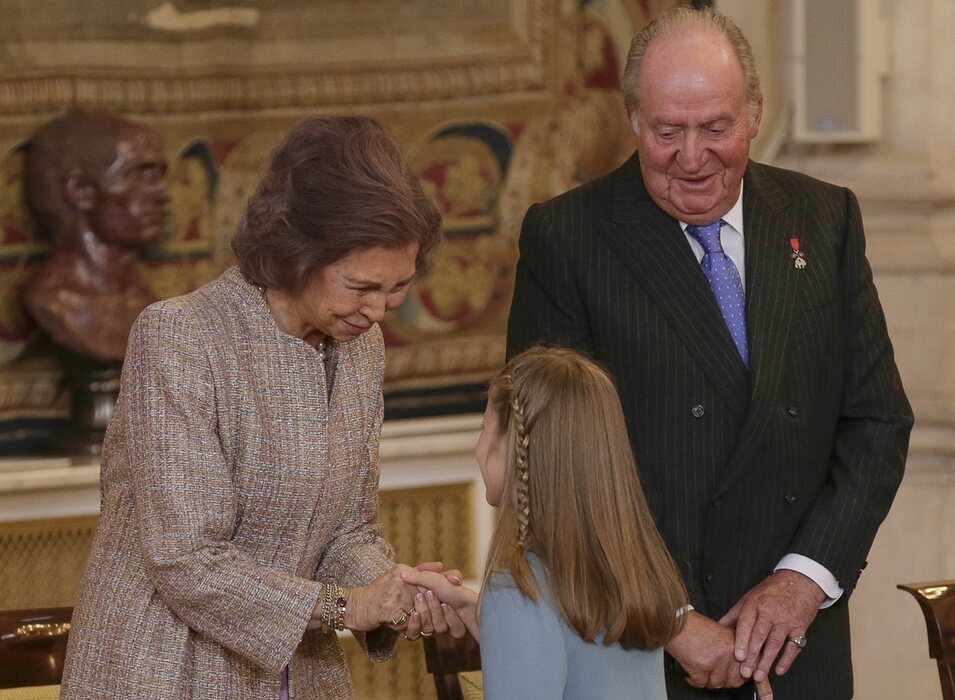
401, 569, 480, 641
325, 565, 418, 632
308, 562, 468, 634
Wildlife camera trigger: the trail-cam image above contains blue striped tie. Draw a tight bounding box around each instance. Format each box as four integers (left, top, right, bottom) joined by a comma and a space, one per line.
685, 220, 749, 367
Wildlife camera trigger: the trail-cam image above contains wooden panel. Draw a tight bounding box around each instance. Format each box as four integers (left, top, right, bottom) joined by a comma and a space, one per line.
380, 482, 474, 578
0, 516, 97, 609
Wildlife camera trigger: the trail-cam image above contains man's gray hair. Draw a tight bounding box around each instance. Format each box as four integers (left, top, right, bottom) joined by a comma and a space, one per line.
622, 7, 762, 125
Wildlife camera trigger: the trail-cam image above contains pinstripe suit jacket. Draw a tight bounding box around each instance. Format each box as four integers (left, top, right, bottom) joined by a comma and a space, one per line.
506, 154, 913, 699
62, 267, 396, 700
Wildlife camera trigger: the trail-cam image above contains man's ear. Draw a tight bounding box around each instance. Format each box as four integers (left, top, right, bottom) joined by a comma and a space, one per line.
64, 170, 97, 213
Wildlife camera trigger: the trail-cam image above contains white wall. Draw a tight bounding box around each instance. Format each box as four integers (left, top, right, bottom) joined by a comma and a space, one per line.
720, 1, 955, 697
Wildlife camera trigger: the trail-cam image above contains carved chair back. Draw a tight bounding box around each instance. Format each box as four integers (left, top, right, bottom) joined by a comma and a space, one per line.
422, 633, 483, 700
898, 581, 955, 700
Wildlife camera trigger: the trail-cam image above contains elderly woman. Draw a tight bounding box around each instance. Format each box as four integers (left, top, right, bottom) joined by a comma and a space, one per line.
61, 116, 451, 699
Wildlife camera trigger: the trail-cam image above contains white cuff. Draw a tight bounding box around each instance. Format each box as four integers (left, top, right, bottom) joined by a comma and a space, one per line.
775, 553, 844, 609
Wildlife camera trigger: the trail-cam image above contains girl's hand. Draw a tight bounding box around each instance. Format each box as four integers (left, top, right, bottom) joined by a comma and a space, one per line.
401, 569, 480, 641
403, 588, 469, 640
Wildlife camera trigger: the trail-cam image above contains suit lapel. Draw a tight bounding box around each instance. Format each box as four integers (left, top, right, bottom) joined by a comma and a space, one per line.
595, 157, 807, 494
595, 155, 750, 409
715, 162, 805, 496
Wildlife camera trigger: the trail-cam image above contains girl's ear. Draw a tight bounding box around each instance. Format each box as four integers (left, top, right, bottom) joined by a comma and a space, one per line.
64, 169, 97, 213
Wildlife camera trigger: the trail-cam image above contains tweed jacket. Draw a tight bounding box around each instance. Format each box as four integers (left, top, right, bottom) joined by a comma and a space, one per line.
61, 267, 397, 700
507, 154, 913, 699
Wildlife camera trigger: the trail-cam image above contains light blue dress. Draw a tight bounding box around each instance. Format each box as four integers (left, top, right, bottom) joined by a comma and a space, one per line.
479, 552, 668, 699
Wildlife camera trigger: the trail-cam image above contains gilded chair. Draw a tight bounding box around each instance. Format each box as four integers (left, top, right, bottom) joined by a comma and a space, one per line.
898, 580, 955, 700
0, 607, 72, 696
422, 633, 483, 700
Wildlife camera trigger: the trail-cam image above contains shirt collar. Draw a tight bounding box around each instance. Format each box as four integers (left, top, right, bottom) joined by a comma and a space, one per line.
678, 182, 745, 236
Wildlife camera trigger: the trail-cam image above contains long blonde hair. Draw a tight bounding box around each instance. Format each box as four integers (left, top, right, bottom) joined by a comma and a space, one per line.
481, 347, 687, 649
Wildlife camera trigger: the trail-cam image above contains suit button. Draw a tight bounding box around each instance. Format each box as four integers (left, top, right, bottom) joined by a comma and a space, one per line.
784, 493, 796, 505
704, 571, 714, 583
691, 404, 705, 418
787, 405, 798, 417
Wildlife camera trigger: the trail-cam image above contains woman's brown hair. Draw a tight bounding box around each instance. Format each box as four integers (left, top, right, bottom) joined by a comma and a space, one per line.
232, 115, 441, 293
481, 347, 688, 649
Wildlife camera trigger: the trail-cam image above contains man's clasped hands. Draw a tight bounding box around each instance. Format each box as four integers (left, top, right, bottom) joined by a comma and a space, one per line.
664, 569, 827, 700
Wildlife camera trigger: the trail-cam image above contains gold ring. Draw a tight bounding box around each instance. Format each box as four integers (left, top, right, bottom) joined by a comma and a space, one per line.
391, 611, 409, 627
420, 629, 434, 638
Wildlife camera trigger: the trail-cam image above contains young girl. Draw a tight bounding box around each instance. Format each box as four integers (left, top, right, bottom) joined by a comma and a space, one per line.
403, 346, 688, 699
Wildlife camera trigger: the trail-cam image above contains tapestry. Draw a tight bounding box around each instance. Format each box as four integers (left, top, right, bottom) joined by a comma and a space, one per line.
0, 0, 686, 452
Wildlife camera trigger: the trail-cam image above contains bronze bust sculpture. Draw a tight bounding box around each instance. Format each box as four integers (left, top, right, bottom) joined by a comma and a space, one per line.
22, 110, 169, 362
21, 110, 170, 453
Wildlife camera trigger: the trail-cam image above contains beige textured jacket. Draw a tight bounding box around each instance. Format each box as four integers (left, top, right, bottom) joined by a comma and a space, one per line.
61, 267, 397, 700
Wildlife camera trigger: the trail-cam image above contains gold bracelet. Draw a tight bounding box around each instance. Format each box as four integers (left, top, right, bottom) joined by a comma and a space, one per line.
321, 583, 346, 632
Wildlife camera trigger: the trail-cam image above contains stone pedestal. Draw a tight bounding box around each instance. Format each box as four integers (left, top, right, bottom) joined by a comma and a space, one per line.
60, 356, 122, 457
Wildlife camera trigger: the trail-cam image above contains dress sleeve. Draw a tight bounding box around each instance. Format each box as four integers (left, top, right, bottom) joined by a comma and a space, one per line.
479, 574, 568, 700
125, 304, 323, 673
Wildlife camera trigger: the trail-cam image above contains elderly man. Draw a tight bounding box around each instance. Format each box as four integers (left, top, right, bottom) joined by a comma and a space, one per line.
507, 7, 912, 700
22, 110, 169, 361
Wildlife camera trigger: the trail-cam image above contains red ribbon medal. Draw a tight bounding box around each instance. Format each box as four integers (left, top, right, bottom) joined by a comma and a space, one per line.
790, 237, 807, 269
